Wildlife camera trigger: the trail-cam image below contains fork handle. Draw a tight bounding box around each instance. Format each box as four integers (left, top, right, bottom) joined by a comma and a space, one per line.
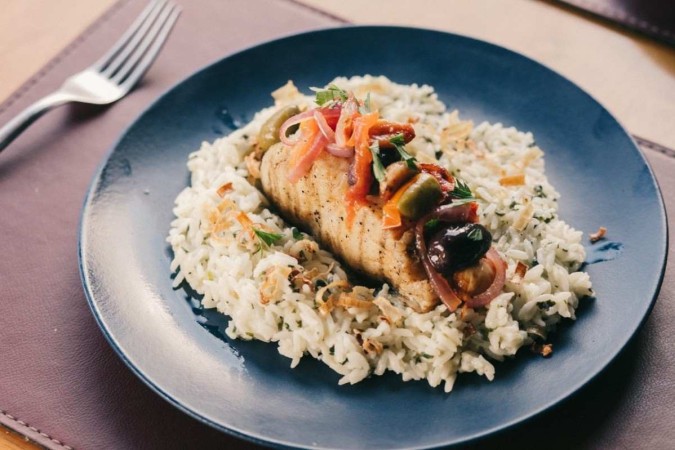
0, 93, 72, 153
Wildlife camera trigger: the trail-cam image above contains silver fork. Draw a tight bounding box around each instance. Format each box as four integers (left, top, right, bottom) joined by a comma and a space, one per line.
0, 0, 181, 153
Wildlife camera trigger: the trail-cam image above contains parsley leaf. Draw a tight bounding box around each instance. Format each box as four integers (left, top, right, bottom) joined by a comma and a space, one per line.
311, 84, 348, 106
253, 228, 283, 247
534, 184, 547, 198
291, 227, 303, 240
390, 134, 406, 146
390, 133, 417, 169
424, 218, 440, 233
467, 227, 483, 241
369, 141, 386, 183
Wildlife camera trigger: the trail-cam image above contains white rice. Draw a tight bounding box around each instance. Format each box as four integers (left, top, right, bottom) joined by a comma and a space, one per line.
167, 75, 593, 392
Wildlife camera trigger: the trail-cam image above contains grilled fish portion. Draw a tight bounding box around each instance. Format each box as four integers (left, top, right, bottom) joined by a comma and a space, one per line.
260, 142, 438, 312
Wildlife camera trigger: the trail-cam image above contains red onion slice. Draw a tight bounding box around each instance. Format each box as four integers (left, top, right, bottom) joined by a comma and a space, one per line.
279, 110, 315, 146
319, 105, 342, 127
432, 202, 479, 224
463, 247, 506, 309
414, 203, 504, 311
415, 218, 463, 312
326, 143, 354, 158
287, 132, 328, 183
335, 98, 358, 146
313, 110, 335, 142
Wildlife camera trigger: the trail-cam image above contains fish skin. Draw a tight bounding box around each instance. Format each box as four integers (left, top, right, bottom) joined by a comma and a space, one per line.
260, 142, 438, 312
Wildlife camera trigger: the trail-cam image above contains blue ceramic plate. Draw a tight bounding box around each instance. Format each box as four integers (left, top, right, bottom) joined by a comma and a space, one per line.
79, 26, 667, 449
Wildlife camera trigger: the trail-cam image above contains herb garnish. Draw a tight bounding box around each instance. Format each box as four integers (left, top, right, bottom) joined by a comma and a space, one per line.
291, 227, 303, 240
369, 141, 386, 183
424, 218, 441, 235
449, 179, 477, 205
311, 84, 348, 106
450, 179, 473, 199
253, 228, 283, 247
534, 185, 547, 198
467, 227, 483, 241
390, 133, 417, 169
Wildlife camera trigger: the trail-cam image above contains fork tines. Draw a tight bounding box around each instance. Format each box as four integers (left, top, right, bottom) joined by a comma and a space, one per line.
92, 0, 181, 88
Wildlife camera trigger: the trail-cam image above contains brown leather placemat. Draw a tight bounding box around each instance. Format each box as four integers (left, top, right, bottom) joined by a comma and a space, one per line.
553, 0, 675, 46
0, 1, 673, 449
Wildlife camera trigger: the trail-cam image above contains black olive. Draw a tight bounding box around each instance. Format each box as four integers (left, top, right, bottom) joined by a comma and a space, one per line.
427, 223, 492, 274
378, 147, 401, 167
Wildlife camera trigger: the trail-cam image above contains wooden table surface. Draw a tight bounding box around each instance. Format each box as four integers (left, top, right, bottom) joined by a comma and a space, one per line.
1, 0, 673, 448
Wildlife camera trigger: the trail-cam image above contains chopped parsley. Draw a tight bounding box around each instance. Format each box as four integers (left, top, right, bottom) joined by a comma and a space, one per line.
253, 228, 283, 247
369, 140, 386, 183
291, 227, 303, 240
311, 84, 348, 106
534, 185, 547, 198
467, 227, 483, 241
390, 133, 417, 169
425, 218, 440, 230
424, 218, 442, 235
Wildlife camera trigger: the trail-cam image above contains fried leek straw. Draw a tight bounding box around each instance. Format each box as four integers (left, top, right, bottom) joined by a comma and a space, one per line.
315, 280, 350, 316
216, 182, 233, 197
336, 292, 374, 310
589, 226, 607, 243
511, 262, 528, 284
499, 174, 526, 186
373, 296, 404, 325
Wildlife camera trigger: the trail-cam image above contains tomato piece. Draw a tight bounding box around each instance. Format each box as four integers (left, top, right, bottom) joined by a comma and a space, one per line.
346, 112, 379, 203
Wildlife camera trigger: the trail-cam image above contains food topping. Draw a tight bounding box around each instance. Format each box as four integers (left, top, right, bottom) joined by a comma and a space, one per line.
396, 173, 443, 220
512, 261, 528, 284
389, 133, 418, 169
427, 223, 492, 274
257, 105, 301, 152
369, 120, 416, 148
345, 111, 380, 216
216, 182, 233, 197
531, 342, 554, 358
461, 248, 506, 309
274, 84, 508, 311
379, 161, 418, 200
287, 119, 327, 183
499, 174, 526, 186
373, 296, 404, 325
414, 203, 506, 311
589, 226, 607, 243
452, 258, 496, 300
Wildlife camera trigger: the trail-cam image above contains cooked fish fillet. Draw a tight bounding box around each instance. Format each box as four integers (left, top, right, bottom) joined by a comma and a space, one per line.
260, 142, 439, 312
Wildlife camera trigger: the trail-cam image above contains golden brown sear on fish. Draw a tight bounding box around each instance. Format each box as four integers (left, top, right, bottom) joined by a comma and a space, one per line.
260, 142, 438, 312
